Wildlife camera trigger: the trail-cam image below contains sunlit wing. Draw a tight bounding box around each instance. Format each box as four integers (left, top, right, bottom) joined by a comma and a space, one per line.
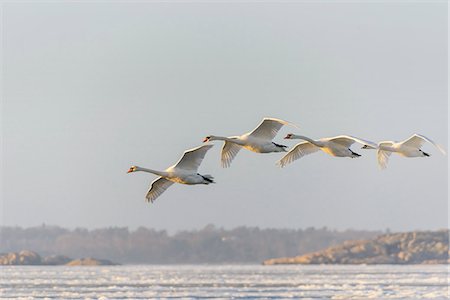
221, 141, 242, 168
377, 149, 392, 170
172, 144, 214, 172
247, 117, 298, 140
402, 134, 446, 154
277, 142, 319, 168
376, 141, 394, 169
329, 135, 378, 148
145, 177, 174, 203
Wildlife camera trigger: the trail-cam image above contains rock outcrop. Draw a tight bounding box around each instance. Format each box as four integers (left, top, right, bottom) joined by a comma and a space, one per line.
0, 250, 42, 265
263, 230, 449, 265
65, 257, 117, 266
0, 251, 118, 266
42, 255, 73, 265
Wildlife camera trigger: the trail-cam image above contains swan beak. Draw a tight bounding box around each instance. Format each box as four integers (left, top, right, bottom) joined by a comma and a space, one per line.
127, 168, 134, 173
203, 138, 209, 143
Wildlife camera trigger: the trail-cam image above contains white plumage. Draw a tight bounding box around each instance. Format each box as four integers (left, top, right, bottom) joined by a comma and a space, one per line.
362, 134, 446, 169
278, 134, 378, 168
203, 117, 297, 168
127, 144, 215, 203
127, 117, 445, 205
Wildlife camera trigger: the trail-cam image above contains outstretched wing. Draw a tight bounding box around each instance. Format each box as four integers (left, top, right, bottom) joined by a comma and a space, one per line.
377, 149, 392, 170
247, 117, 297, 141
221, 141, 242, 168
329, 135, 378, 149
277, 142, 319, 168
401, 134, 446, 154
172, 144, 214, 172
146, 177, 174, 203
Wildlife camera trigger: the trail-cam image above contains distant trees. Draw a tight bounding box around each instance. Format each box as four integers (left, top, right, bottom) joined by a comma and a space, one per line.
0, 225, 380, 264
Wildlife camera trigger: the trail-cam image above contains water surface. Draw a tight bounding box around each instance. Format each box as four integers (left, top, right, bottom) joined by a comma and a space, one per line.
0, 264, 448, 299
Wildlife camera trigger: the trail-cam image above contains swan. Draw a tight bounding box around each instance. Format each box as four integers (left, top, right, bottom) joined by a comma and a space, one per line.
127, 144, 215, 203
361, 133, 446, 169
203, 117, 297, 168
278, 134, 378, 167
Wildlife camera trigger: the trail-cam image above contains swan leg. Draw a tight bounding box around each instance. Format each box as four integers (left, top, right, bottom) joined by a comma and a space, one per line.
272, 142, 288, 151
199, 174, 215, 184
350, 150, 361, 158
420, 150, 430, 157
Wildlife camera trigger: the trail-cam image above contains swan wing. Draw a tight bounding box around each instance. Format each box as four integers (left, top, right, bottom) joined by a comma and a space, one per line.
247, 117, 297, 140
145, 177, 174, 203
377, 149, 392, 170
401, 134, 446, 154
173, 144, 214, 172
277, 142, 319, 167
221, 141, 242, 168
329, 135, 378, 148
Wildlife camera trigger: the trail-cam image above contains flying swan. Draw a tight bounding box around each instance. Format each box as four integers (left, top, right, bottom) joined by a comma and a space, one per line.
127, 144, 215, 203
361, 133, 446, 169
203, 117, 297, 168
278, 134, 378, 167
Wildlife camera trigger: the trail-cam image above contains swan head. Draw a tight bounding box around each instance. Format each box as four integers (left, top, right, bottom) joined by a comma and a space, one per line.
284, 133, 294, 139
203, 135, 215, 143
203, 135, 226, 142
361, 145, 376, 150
127, 166, 138, 173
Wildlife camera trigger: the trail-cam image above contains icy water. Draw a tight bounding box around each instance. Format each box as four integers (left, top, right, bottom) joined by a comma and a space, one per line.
0, 265, 448, 299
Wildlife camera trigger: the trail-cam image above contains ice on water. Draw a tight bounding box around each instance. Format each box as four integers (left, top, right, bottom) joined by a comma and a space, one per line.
0, 265, 448, 299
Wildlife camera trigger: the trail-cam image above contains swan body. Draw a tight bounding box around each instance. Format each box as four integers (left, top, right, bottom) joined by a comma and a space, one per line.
278, 134, 378, 167
127, 144, 214, 203
204, 117, 297, 168
361, 134, 446, 169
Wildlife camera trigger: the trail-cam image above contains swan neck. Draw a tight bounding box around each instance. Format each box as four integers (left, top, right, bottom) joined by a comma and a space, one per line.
211, 135, 243, 144
292, 135, 320, 146
379, 145, 396, 152
137, 167, 168, 177
210, 135, 230, 141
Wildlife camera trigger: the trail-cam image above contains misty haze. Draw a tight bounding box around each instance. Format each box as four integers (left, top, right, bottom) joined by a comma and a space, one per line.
1, 1, 448, 299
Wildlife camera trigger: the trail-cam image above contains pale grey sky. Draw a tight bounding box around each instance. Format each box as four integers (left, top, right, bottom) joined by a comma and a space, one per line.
2, 2, 448, 232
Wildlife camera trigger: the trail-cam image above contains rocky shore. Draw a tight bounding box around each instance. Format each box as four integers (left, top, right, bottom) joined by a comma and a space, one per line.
0, 250, 118, 266
263, 230, 449, 265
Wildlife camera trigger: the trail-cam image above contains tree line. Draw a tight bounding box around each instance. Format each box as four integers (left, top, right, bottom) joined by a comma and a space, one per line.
0, 225, 381, 264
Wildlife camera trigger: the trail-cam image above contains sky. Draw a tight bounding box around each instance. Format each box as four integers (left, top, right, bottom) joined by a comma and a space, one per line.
1, 1, 448, 233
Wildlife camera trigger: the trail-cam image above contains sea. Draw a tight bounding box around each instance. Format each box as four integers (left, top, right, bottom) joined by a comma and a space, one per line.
0, 265, 448, 299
